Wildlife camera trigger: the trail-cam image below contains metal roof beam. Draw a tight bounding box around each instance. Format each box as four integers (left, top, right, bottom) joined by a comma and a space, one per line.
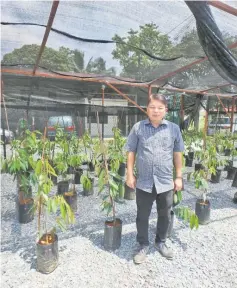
208, 0, 237, 16
149, 41, 237, 86
32, 1, 59, 75
200, 83, 232, 92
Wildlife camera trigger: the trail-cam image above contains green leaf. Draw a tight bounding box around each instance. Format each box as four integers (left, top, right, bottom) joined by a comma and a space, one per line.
109, 179, 118, 191
177, 190, 182, 202
51, 199, 58, 213
60, 203, 66, 219
43, 183, 51, 194
35, 160, 42, 176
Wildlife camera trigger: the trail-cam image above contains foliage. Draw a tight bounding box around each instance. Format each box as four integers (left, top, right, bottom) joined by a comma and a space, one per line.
3, 128, 75, 238
112, 23, 173, 80
3, 130, 41, 192
182, 130, 203, 155
191, 137, 227, 201
97, 167, 121, 219
34, 157, 75, 238
53, 127, 71, 177
80, 173, 92, 191
2, 44, 116, 74
173, 189, 199, 230
108, 127, 126, 173
112, 25, 237, 87
168, 30, 237, 88
175, 206, 199, 230
93, 115, 122, 220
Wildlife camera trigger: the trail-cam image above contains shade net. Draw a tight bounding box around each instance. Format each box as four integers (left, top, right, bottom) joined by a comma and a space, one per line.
1, 1, 237, 141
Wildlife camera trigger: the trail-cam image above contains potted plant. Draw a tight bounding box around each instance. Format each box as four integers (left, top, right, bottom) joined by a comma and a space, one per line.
109, 127, 127, 177
233, 191, 237, 203
81, 131, 98, 172
34, 130, 75, 274
3, 131, 39, 223
182, 130, 203, 167
80, 169, 94, 196
64, 152, 83, 212
95, 113, 122, 250
53, 128, 71, 195
221, 134, 237, 180
190, 168, 211, 225
69, 133, 84, 184
80, 131, 98, 196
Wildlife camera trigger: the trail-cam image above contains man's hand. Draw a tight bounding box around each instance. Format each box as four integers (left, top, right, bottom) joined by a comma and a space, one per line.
174, 177, 183, 192
126, 174, 136, 189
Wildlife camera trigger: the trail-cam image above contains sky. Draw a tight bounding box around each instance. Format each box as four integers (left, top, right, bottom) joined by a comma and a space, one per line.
1, 0, 237, 72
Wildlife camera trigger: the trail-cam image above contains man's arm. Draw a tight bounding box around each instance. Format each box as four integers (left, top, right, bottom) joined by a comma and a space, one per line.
126, 152, 136, 189
173, 152, 183, 178
125, 123, 139, 189
173, 151, 183, 191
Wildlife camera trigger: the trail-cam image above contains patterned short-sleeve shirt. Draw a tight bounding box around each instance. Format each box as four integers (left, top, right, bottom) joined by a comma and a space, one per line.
125, 118, 184, 194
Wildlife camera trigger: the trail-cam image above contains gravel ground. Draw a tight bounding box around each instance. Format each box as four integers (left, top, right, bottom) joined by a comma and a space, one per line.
1, 165, 237, 288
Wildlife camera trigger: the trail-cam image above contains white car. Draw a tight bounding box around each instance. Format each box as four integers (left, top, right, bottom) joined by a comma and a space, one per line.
0, 128, 14, 144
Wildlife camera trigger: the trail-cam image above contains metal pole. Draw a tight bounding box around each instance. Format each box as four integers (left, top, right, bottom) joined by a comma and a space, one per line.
230, 97, 235, 133
208, 0, 237, 16
88, 99, 91, 135
102, 85, 105, 140
180, 94, 185, 127
148, 85, 152, 98
203, 96, 210, 149
149, 41, 237, 86
1, 81, 6, 159
105, 81, 147, 115
32, 1, 59, 75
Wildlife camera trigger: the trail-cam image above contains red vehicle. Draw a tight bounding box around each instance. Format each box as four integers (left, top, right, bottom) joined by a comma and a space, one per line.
47, 116, 76, 140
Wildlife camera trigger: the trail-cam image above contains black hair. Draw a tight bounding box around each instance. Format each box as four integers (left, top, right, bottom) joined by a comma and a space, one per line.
147, 94, 168, 107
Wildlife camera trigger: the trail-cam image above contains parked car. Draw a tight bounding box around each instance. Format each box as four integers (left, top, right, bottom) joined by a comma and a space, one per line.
47, 116, 76, 140
0, 128, 14, 144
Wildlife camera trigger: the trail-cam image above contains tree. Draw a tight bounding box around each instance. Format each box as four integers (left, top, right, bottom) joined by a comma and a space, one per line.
2, 45, 76, 72
168, 30, 237, 89
86, 57, 106, 73
2, 44, 116, 74
112, 23, 173, 80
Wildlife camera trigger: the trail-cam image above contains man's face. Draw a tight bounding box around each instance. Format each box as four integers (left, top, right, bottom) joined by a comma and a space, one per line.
147, 99, 167, 122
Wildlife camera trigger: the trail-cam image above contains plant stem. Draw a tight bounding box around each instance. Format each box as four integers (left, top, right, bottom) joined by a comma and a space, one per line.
38, 195, 42, 240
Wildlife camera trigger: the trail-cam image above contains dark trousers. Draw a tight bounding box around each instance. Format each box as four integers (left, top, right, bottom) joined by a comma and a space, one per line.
136, 186, 173, 246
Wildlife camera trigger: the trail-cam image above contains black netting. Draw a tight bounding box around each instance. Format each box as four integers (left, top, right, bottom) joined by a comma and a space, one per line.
1, 1, 237, 150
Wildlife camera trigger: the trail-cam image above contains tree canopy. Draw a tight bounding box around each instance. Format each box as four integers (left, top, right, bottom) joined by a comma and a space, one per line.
112, 24, 237, 87
2, 44, 116, 75
112, 23, 173, 80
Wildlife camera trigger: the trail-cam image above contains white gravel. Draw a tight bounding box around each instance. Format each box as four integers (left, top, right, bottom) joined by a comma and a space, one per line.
1, 166, 237, 288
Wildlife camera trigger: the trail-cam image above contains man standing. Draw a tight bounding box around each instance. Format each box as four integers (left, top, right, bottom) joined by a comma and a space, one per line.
126, 94, 184, 264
